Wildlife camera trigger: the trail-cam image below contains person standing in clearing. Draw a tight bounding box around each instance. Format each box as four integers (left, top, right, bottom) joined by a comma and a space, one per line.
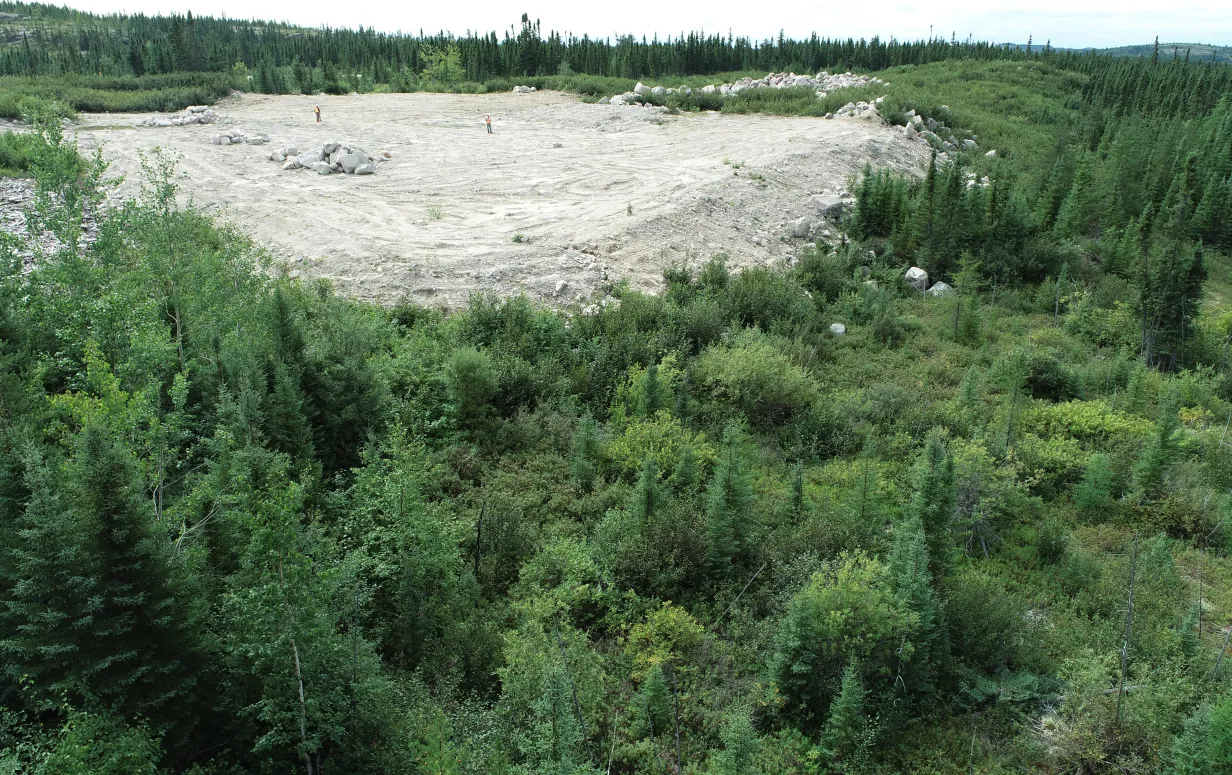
485, 114, 493, 134
315, 105, 321, 123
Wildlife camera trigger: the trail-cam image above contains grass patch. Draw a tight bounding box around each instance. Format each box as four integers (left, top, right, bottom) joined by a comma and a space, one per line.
427, 203, 444, 220
0, 73, 238, 118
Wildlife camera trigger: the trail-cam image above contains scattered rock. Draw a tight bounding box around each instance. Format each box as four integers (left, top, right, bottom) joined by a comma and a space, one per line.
985, 149, 997, 158
791, 216, 811, 238
927, 281, 953, 297
829, 323, 846, 336
905, 266, 929, 291
138, 106, 218, 128
554, 279, 569, 295
355, 164, 376, 175
810, 194, 845, 219
311, 161, 332, 175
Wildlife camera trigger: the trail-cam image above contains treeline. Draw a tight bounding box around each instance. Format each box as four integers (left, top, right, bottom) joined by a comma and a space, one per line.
2, 1, 1049, 85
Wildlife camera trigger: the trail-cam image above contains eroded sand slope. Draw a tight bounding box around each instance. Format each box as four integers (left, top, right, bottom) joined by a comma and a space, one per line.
76, 91, 928, 307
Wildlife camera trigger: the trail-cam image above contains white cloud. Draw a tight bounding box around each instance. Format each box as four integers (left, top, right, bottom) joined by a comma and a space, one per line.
58, 0, 1232, 49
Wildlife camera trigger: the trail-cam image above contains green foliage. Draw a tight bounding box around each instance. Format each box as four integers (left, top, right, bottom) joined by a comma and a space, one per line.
419, 43, 464, 86
34, 709, 162, 775
769, 553, 915, 726
0, 43, 1230, 775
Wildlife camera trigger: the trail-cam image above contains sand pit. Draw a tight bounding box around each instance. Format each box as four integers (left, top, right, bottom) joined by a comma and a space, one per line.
74, 91, 928, 308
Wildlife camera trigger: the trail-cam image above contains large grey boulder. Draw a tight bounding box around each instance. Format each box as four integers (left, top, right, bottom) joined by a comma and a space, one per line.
810, 194, 845, 219
905, 266, 929, 291
282, 159, 300, 170
598, 96, 610, 104
927, 281, 953, 297
323, 142, 341, 156
961, 139, 978, 151
985, 149, 997, 158
904, 122, 918, 140
297, 151, 322, 167
650, 85, 666, 96
633, 82, 650, 96
791, 216, 812, 238
355, 164, 376, 175
219, 136, 231, 145
311, 161, 332, 175
829, 323, 846, 336
247, 136, 265, 145
284, 146, 299, 156
338, 153, 366, 174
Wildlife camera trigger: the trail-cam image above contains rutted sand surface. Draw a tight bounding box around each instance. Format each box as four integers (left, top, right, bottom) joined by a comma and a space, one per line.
75, 91, 928, 308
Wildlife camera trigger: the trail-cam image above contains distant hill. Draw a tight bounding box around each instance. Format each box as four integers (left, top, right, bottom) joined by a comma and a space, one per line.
1099, 42, 1232, 63
1006, 41, 1231, 63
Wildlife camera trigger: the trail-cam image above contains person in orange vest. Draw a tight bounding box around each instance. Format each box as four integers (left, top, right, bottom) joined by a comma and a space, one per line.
314, 105, 321, 123
485, 114, 493, 134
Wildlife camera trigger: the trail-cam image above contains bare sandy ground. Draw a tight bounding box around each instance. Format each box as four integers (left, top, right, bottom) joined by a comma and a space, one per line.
74, 91, 928, 308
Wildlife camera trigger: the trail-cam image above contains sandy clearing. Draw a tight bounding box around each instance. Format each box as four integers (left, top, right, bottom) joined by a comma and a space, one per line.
74, 91, 928, 308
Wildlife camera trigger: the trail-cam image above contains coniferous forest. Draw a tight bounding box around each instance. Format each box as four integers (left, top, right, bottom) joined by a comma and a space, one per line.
1, 3, 1232, 774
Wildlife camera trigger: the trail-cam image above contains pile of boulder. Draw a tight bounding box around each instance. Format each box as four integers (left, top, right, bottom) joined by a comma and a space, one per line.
605, 71, 884, 107
272, 142, 387, 175
511, 85, 538, 94
901, 107, 982, 158
824, 98, 884, 120
211, 129, 270, 146
139, 106, 220, 127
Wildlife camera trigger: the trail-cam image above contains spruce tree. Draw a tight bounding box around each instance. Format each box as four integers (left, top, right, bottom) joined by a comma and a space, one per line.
1133, 390, 1179, 500
69, 424, 198, 719
705, 424, 754, 578
637, 363, 663, 417
906, 430, 957, 580
569, 414, 601, 492
632, 456, 665, 528
1073, 453, 1114, 515
2, 427, 197, 722
888, 514, 945, 696
822, 662, 871, 765
0, 447, 98, 706
672, 443, 697, 491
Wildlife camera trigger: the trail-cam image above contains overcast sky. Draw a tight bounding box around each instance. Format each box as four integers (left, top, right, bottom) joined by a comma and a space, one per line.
57, 0, 1232, 50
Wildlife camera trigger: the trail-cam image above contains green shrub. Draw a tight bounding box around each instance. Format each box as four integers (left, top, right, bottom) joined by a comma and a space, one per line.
695, 331, 819, 426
